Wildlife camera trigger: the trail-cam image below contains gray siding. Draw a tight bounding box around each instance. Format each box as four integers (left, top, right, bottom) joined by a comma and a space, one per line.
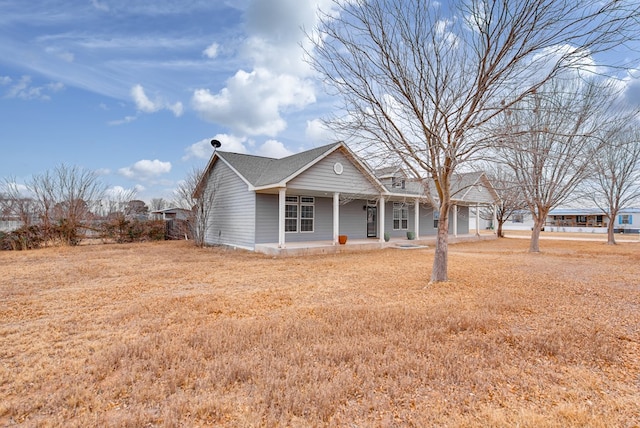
456, 205, 470, 234
339, 200, 368, 239
255, 193, 278, 244
416, 205, 469, 236
287, 151, 379, 195
461, 183, 495, 204
255, 194, 334, 243
205, 160, 256, 249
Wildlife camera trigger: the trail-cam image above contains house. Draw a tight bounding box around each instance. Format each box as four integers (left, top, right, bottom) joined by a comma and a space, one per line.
546, 207, 640, 234
150, 207, 192, 221
194, 142, 499, 254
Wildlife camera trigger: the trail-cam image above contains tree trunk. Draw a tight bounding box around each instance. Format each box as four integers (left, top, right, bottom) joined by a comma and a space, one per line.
431, 204, 450, 283
529, 216, 545, 252
607, 215, 617, 245
497, 219, 504, 238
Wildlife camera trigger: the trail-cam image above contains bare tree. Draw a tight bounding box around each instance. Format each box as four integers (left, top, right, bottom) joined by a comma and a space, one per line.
495, 77, 612, 252
150, 198, 168, 212
481, 166, 527, 238
29, 164, 106, 245
309, 0, 640, 282
174, 167, 217, 247
582, 123, 640, 244
100, 187, 137, 218
1, 178, 37, 229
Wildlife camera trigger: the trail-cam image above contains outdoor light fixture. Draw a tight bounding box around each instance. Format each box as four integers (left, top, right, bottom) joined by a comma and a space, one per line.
211, 139, 222, 149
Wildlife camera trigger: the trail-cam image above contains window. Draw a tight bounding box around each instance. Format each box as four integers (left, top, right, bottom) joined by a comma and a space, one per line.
620, 214, 633, 225
512, 213, 524, 223
393, 203, 408, 230
285, 196, 314, 233
577, 215, 587, 224
285, 196, 298, 232
433, 210, 440, 228
300, 197, 314, 232
392, 177, 405, 189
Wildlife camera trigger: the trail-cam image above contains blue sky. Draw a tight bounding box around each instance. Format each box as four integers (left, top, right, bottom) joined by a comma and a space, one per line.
0, 0, 336, 203
2, 1, 640, 205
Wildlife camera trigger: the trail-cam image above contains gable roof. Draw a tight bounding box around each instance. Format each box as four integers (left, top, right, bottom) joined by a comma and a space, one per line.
218, 143, 342, 187
195, 142, 388, 196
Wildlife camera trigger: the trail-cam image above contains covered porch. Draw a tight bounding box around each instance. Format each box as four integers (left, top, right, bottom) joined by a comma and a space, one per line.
255, 232, 496, 256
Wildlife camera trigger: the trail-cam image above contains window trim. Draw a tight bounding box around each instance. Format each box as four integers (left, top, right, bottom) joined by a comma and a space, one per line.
284, 195, 315, 233
393, 202, 408, 230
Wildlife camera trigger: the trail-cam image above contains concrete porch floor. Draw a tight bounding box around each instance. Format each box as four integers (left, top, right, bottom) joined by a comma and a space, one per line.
254, 232, 497, 256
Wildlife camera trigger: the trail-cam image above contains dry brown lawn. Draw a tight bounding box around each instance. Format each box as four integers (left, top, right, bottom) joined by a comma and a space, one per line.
1, 238, 639, 427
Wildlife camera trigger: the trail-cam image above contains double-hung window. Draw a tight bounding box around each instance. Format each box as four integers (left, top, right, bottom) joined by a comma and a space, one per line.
620, 214, 632, 225
285, 196, 299, 232
300, 197, 314, 232
393, 202, 408, 230
285, 196, 315, 233
433, 210, 440, 228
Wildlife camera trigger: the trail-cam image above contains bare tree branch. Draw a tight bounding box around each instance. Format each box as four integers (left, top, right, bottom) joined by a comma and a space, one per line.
308, 0, 640, 280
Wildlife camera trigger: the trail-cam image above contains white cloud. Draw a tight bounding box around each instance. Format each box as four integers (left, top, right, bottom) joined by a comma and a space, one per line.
182, 134, 248, 160
0, 76, 11, 85
95, 168, 111, 176
91, 0, 109, 12
108, 115, 137, 126
131, 84, 183, 117
45, 46, 74, 62
105, 185, 135, 199
4, 75, 64, 100
255, 139, 293, 158
119, 159, 172, 180
203, 42, 219, 59
190, 0, 337, 139
191, 68, 315, 136
305, 118, 334, 144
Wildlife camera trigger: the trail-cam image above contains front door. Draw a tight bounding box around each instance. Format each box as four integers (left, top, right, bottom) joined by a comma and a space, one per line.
367, 206, 377, 238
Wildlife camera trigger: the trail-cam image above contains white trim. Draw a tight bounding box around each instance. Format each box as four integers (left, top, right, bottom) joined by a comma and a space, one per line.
414, 198, 420, 239
378, 197, 385, 243
278, 188, 286, 248
333, 192, 339, 245
453, 204, 458, 237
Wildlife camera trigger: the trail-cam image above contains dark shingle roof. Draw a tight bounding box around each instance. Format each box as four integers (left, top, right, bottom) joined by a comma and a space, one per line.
217, 142, 342, 187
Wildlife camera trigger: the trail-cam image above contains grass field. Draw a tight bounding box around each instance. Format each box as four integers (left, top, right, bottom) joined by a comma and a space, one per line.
1, 238, 639, 427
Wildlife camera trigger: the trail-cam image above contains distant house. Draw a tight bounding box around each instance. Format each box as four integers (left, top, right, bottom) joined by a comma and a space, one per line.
0, 217, 22, 233
546, 208, 640, 234
194, 142, 499, 254
150, 207, 192, 221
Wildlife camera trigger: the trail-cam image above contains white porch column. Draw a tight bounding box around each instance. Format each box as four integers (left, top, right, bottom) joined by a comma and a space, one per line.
453, 204, 458, 237
333, 192, 340, 245
476, 203, 480, 236
278, 188, 286, 248
414, 198, 420, 240
378, 197, 386, 243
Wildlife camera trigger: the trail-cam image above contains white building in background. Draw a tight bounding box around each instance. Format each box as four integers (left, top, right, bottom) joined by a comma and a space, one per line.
499, 207, 640, 234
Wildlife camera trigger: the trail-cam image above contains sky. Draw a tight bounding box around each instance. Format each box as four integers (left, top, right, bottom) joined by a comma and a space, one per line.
0, 0, 337, 204
2, 0, 640, 206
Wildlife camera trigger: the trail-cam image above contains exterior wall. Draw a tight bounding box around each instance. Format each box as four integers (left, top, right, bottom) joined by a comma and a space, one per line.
339, 199, 368, 239
456, 205, 470, 234
287, 150, 380, 195
255, 193, 278, 244
461, 183, 496, 204
614, 212, 640, 233
204, 160, 256, 249
255, 194, 334, 243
